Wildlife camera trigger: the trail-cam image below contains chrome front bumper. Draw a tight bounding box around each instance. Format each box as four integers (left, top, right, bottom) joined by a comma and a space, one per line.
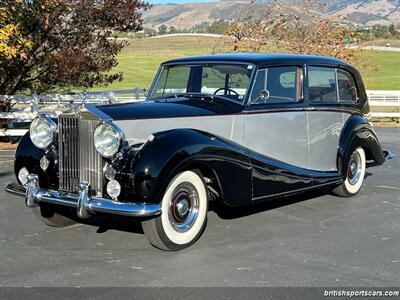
5, 174, 161, 219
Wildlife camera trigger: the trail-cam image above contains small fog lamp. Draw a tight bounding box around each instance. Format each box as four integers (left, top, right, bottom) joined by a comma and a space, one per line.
40, 156, 50, 171
18, 167, 29, 185
106, 179, 121, 200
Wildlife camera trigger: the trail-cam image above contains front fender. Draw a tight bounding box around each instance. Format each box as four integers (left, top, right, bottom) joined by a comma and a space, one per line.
338, 115, 385, 174
131, 129, 252, 207
14, 132, 59, 189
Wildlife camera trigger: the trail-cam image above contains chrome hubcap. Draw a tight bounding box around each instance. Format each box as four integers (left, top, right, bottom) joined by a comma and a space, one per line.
169, 182, 199, 233
176, 198, 189, 217
348, 151, 362, 185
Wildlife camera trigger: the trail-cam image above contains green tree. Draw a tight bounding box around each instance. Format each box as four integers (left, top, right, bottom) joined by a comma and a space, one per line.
0, 0, 150, 95
208, 20, 229, 35
158, 24, 168, 35
144, 28, 157, 37
388, 24, 397, 37
168, 26, 177, 34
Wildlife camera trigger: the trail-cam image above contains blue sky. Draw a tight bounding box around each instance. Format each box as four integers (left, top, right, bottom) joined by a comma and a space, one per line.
149, 0, 216, 4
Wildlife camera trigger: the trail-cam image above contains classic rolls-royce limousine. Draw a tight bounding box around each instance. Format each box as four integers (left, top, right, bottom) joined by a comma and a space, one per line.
6, 53, 391, 250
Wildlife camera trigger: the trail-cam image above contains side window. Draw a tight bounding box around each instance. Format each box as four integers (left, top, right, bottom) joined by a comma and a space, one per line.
337, 69, 357, 102
308, 67, 338, 102
251, 66, 301, 104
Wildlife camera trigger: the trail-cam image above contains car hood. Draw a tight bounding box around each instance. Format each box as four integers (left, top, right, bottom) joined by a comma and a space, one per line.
95, 98, 244, 145
96, 98, 243, 121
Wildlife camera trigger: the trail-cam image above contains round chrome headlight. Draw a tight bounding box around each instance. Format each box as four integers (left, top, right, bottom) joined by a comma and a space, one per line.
94, 123, 122, 158
30, 117, 56, 149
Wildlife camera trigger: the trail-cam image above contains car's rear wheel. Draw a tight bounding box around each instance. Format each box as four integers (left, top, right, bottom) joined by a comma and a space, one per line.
142, 170, 208, 251
333, 147, 366, 197
31, 203, 77, 227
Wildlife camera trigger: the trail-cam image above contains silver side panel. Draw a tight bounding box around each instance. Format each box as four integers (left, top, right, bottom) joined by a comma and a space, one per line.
114, 111, 350, 172
308, 111, 350, 171
244, 111, 309, 169
115, 115, 245, 145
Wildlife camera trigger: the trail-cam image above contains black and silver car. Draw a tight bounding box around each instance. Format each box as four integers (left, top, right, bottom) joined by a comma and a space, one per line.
6, 53, 391, 250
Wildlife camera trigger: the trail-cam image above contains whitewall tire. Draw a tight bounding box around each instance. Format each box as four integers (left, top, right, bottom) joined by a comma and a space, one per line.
333, 147, 366, 197
142, 170, 208, 250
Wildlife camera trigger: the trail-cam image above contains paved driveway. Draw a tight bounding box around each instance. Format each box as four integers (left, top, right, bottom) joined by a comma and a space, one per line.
0, 127, 399, 287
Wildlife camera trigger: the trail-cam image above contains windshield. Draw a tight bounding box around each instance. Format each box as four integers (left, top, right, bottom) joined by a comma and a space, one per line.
149, 63, 253, 103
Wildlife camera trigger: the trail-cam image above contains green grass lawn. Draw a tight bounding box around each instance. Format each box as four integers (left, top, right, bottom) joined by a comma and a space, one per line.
94, 36, 400, 91
360, 50, 400, 90
94, 36, 219, 91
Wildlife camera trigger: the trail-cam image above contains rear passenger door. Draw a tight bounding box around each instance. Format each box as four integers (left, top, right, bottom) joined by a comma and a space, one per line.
307, 66, 358, 171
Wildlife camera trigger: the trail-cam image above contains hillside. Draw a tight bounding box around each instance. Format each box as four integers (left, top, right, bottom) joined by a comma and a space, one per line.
332, 0, 400, 26
142, 0, 400, 29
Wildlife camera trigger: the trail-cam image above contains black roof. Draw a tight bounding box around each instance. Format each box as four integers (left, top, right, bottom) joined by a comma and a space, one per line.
163, 53, 351, 67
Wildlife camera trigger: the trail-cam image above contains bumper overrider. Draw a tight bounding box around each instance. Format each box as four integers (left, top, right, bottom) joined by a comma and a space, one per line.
5, 174, 161, 219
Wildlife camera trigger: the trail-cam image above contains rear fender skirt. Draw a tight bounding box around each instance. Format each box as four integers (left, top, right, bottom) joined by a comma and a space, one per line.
338, 115, 385, 174
131, 129, 252, 207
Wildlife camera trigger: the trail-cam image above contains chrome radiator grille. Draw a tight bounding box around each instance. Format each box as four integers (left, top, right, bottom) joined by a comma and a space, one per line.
59, 115, 103, 196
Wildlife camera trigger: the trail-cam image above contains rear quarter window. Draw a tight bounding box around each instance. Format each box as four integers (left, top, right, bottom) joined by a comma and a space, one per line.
337, 69, 358, 102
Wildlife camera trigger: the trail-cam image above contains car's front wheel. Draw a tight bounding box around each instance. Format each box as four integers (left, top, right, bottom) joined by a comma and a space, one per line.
333, 147, 366, 197
142, 170, 208, 251
32, 203, 77, 227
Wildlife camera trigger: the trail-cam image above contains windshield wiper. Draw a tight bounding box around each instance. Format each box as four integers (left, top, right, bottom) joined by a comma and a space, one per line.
152, 93, 214, 101
152, 92, 240, 104
180, 93, 240, 103
181, 93, 214, 101
152, 94, 183, 100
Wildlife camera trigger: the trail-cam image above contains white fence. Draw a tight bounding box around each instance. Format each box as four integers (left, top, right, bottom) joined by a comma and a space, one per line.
362, 46, 400, 52
0, 89, 399, 137
367, 90, 400, 106
0, 88, 147, 105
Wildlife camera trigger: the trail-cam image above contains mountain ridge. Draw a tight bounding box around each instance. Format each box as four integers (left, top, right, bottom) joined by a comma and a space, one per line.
143, 0, 400, 29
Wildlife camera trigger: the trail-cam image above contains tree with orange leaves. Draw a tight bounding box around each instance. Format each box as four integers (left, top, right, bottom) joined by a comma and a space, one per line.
0, 0, 150, 95
219, 0, 379, 72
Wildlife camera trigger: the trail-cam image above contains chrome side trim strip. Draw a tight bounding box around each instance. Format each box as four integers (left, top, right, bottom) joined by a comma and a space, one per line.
5, 181, 161, 218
